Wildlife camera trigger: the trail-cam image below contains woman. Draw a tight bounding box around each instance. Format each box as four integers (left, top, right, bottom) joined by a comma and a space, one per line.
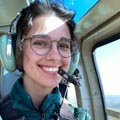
0, 1, 91, 120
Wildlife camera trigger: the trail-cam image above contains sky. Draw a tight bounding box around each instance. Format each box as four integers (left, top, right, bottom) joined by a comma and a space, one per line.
94, 39, 120, 95
64, 0, 99, 22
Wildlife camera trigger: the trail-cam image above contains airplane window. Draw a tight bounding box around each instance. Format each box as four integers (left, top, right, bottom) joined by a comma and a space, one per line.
93, 37, 120, 119
64, 0, 99, 22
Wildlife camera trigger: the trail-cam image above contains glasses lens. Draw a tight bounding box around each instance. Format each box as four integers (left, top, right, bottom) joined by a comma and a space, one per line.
58, 38, 71, 57
30, 35, 51, 55
29, 34, 77, 57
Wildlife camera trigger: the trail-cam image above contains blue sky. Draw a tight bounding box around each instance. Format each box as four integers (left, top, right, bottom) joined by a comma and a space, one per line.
64, 0, 99, 22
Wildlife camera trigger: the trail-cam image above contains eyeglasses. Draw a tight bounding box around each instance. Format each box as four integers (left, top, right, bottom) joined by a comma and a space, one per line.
22, 34, 77, 58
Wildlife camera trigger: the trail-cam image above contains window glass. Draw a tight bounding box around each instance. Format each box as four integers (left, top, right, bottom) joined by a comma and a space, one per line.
93, 38, 120, 118
64, 0, 99, 22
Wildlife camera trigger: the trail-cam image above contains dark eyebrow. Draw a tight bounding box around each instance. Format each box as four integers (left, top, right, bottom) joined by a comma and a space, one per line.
24, 34, 49, 40
32, 34, 49, 38
61, 37, 72, 42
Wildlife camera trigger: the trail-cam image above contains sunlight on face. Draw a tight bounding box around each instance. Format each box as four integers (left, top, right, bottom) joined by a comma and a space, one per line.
44, 16, 66, 34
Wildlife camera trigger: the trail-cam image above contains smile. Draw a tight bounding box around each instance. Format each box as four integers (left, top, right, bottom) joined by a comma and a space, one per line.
43, 67, 59, 72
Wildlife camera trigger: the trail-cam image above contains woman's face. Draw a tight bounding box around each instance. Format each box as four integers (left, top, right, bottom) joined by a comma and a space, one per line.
22, 15, 71, 89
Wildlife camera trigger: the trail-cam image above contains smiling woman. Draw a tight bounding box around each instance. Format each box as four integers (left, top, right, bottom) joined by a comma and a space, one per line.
1, 0, 120, 120
0, 0, 91, 120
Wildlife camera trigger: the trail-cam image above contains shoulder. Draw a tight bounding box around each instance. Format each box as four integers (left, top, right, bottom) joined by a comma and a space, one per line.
0, 95, 26, 120
0, 95, 11, 110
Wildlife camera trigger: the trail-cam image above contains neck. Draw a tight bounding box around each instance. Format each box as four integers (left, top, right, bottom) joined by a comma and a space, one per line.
23, 77, 53, 109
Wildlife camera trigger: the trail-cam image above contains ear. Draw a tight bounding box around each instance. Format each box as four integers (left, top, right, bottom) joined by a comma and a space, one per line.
0, 34, 16, 72
68, 51, 80, 75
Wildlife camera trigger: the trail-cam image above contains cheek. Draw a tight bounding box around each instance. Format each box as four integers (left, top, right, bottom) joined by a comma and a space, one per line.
22, 44, 35, 67
64, 57, 71, 71
22, 52, 30, 71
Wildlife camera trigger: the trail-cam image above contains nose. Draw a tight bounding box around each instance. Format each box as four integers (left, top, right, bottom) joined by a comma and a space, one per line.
46, 42, 61, 61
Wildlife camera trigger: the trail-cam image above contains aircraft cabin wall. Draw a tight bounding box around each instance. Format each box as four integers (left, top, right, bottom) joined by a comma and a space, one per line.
74, 0, 120, 119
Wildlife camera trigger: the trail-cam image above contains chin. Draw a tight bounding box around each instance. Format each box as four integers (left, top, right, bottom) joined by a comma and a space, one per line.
46, 80, 60, 88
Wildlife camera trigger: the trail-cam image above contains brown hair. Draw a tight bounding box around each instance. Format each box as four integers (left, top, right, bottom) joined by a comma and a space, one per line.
14, 0, 76, 71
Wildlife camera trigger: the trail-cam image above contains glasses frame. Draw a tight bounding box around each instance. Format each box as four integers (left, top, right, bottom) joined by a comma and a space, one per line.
21, 34, 78, 58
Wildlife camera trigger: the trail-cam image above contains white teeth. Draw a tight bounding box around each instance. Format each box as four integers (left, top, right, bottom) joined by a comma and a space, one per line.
43, 67, 58, 72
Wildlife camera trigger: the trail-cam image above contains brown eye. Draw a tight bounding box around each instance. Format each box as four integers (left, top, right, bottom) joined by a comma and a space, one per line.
59, 42, 70, 51
32, 39, 49, 48
59, 37, 71, 51
31, 35, 50, 49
